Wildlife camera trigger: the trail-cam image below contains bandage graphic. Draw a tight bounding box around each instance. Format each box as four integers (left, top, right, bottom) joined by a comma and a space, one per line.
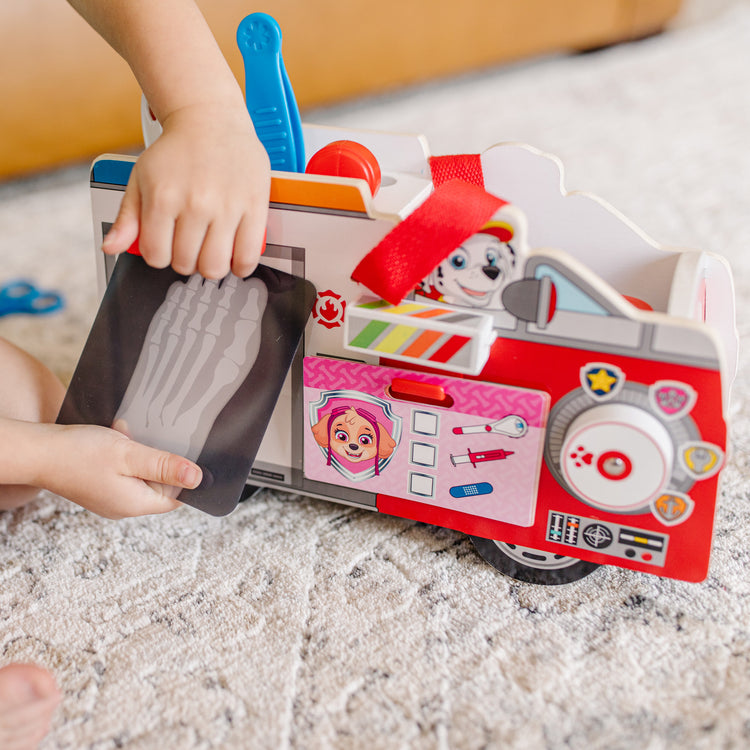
449, 482, 493, 498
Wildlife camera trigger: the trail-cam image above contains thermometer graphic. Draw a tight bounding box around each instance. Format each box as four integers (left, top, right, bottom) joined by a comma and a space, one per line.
450, 448, 514, 468
452, 415, 528, 438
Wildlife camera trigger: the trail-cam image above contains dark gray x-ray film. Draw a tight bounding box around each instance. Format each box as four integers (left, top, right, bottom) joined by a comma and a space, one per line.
58, 253, 316, 516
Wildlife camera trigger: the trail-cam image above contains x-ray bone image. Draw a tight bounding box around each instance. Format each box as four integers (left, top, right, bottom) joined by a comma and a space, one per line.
116, 273, 269, 462
58, 254, 316, 516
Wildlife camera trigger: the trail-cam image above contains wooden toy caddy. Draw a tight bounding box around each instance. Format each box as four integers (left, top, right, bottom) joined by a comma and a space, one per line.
89, 112, 737, 585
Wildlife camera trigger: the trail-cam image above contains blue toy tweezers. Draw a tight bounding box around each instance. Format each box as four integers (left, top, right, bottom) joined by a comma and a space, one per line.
237, 13, 305, 173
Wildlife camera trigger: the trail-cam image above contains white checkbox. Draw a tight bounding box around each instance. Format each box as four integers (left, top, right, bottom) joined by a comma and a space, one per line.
409, 472, 435, 497
410, 441, 437, 467
412, 410, 439, 436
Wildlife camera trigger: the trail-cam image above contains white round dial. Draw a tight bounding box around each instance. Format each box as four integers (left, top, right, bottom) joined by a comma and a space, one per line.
561, 403, 674, 512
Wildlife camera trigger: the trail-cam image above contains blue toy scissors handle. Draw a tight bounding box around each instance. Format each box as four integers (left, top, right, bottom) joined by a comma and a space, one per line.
0, 280, 64, 317
237, 13, 305, 173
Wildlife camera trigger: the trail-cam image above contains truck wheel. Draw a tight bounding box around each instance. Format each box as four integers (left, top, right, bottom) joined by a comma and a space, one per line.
470, 537, 600, 585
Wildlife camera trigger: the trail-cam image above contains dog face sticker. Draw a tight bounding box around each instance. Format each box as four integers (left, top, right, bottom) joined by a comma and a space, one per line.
418, 206, 527, 310
309, 392, 402, 481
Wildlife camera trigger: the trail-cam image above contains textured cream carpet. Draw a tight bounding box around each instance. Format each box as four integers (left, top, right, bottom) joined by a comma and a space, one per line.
2, 2, 750, 748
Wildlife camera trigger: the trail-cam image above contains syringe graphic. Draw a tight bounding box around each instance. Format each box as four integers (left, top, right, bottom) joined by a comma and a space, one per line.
450, 448, 514, 468
452, 415, 528, 438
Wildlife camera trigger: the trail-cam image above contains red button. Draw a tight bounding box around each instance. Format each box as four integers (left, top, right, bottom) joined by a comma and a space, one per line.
306, 140, 382, 196
388, 378, 454, 408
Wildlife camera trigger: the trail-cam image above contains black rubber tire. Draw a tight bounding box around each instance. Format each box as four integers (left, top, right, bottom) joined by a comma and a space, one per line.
471, 536, 600, 585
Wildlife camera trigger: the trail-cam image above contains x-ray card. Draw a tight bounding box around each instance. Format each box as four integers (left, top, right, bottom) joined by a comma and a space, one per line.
58, 253, 316, 515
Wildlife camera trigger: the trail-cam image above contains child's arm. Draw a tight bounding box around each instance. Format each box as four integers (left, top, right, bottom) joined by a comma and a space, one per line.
67, 0, 270, 279
0, 417, 202, 518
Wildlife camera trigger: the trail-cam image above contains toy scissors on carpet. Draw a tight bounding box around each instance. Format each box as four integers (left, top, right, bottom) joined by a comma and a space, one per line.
0, 280, 64, 317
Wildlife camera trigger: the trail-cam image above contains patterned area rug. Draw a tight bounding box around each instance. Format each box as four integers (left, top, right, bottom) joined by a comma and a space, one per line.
1, 2, 749, 747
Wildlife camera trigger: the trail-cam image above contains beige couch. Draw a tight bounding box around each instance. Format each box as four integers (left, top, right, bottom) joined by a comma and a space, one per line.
0, 0, 682, 180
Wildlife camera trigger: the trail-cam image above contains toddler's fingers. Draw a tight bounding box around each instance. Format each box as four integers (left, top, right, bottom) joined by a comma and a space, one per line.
137, 204, 175, 270
102, 175, 141, 256
197, 222, 234, 280
231, 214, 267, 279
172, 214, 210, 277
123, 441, 203, 491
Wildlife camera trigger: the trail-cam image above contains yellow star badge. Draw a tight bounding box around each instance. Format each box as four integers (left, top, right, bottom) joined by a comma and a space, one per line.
587, 368, 617, 392
580, 363, 624, 399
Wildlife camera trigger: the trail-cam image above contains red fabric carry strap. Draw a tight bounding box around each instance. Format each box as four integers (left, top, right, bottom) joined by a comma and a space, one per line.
350, 175, 505, 305
429, 153, 485, 189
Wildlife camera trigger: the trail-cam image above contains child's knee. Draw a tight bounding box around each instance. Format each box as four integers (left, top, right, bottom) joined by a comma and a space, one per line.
0, 338, 65, 423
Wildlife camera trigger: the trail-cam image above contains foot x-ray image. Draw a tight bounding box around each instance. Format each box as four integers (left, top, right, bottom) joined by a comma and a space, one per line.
58, 254, 316, 515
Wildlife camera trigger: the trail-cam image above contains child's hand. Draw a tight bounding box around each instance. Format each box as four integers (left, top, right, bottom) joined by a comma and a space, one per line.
101, 103, 270, 280
36, 423, 202, 519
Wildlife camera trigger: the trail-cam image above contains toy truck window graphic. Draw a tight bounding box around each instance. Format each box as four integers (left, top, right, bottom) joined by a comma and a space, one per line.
534, 264, 609, 316
518, 257, 643, 349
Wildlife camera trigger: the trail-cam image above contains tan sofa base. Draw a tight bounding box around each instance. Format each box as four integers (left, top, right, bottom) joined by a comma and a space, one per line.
0, 0, 682, 180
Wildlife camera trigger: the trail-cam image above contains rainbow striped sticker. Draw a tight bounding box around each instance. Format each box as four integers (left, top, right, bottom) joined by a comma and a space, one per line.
344, 297, 496, 375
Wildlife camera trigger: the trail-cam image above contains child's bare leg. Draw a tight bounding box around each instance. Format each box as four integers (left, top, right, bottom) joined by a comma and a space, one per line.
0, 664, 60, 750
0, 338, 66, 510
0, 343, 63, 746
